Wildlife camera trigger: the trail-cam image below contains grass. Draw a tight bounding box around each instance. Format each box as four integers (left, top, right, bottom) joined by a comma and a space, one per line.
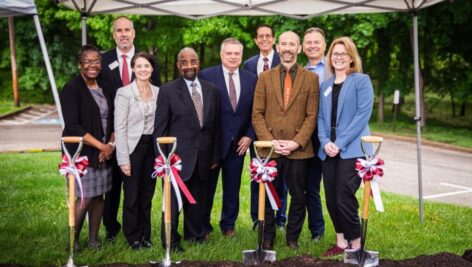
0, 100, 24, 116
0, 152, 471, 266
370, 93, 472, 148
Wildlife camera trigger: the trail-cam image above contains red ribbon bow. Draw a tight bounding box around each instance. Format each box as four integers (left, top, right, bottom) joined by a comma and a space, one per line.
249, 158, 282, 210
58, 154, 89, 208
152, 154, 196, 210
355, 157, 384, 181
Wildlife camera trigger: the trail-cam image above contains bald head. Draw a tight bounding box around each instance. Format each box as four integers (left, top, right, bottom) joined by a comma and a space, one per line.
177, 47, 200, 81
277, 31, 302, 67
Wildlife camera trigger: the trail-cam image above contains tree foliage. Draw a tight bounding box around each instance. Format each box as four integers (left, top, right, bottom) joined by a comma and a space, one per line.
0, 0, 470, 120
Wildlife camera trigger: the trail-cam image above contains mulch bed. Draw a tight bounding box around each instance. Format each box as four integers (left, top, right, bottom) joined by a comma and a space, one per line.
2, 249, 471, 266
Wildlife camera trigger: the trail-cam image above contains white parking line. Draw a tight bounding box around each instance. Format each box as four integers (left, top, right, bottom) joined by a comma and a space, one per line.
424, 182, 472, 199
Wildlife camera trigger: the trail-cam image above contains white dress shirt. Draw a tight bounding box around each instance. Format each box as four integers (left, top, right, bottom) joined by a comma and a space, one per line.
222, 66, 241, 102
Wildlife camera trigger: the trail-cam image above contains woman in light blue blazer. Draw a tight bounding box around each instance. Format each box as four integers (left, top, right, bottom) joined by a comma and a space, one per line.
317, 37, 374, 257
114, 52, 159, 249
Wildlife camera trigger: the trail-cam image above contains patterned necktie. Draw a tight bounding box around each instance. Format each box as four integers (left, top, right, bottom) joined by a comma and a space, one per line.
190, 82, 203, 127
263, 57, 269, 71
228, 72, 237, 112
283, 70, 292, 109
121, 54, 130, 86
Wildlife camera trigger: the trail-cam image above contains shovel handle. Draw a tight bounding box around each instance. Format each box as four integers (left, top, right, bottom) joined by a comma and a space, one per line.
68, 174, 75, 227
62, 136, 82, 144
164, 173, 171, 223
254, 141, 273, 148
157, 137, 177, 144
361, 136, 383, 144
362, 180, 371, 220
258, 182, 266, 221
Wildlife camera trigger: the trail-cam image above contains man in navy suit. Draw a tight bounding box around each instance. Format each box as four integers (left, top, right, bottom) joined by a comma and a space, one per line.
200, 38, 257, 237
154, 47, 220, 252
243, 24, 287, 230
99, 16, 161, 242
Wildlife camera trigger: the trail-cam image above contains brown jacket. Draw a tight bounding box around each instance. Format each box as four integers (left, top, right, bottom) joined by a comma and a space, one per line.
252, 64, 319, 159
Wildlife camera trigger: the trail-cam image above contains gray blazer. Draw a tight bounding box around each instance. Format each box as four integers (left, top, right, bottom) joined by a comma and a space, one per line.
114, 80, 159, 166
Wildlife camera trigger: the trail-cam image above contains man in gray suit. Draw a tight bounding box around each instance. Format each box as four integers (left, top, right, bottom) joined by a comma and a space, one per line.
153, 47, 220, 252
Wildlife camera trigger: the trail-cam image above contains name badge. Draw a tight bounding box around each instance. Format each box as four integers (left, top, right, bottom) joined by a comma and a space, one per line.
108, 60, 119, 70
323, 86, 332, 97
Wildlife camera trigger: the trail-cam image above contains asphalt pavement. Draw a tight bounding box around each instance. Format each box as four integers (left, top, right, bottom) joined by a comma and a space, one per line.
1, 107, 471, 209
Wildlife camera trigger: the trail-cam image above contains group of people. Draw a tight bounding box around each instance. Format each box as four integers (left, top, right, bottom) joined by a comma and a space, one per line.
60, 16, 374, 258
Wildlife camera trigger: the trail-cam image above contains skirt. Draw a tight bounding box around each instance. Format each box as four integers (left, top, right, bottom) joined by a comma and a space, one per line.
76, 163, 112, 198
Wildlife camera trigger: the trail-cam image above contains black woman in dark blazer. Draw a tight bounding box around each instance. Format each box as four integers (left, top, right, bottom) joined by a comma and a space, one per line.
60, 45, 115, 251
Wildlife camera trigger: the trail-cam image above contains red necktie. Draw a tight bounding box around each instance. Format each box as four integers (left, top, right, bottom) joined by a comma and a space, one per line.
283, 70, 292, 109
263, 57, 269, 71
121, 54, 130, 86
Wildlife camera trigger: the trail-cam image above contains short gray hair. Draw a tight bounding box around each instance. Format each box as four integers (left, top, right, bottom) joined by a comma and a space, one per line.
220, 38, 244, 53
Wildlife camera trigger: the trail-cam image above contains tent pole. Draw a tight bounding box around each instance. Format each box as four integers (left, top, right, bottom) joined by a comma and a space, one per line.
33, 14, 64, 129
81, 15, 87, 45
413, 13, 424, 223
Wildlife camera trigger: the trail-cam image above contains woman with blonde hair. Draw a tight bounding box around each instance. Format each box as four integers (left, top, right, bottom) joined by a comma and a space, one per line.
317, 37, 374, 256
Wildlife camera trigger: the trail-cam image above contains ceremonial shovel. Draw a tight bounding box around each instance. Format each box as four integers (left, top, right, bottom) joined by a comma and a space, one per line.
243, 141, 276, 265
61, 136, 87, 267
344, 136, 383, 267
149, 137, 179, 267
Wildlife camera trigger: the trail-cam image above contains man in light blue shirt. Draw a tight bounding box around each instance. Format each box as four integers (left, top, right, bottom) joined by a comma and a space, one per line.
302, 27, 332, 242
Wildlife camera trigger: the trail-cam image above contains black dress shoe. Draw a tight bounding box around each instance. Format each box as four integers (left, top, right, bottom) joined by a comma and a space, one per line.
130, 240, 141, 250
106, 233, 118, 243
141, 239, 152, 248
88, 240, 101, 250
73, 240, 81, 253
262, 240, 273, 250
287, 240, 298, 249
311, 233, 323, 242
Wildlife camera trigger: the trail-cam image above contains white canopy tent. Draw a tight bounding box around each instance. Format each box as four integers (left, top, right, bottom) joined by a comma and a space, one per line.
53, 0, 446, 222
1, 0, 64, 128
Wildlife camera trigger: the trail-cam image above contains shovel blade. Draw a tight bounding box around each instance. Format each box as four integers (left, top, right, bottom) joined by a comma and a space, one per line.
242, 249, 276, 265
344, 248, 379, 267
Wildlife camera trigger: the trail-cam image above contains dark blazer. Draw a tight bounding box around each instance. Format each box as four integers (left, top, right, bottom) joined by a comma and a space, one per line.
60, 74, 114, 168
252, 64, 319, 159
153, 77, 221, 181
243, 50, 281, 76
100, 48, 161, 98
199, 65, 257, 160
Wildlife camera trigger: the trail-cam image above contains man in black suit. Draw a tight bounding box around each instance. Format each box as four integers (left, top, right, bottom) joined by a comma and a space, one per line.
243, 24, 287, 231
99, 16, 161, 242
153, 47, 220, 251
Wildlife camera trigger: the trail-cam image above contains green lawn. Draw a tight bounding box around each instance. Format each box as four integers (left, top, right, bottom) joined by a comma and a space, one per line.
0, 100, 24, 116
0, 152, 471, 266
370, 93, 472, 148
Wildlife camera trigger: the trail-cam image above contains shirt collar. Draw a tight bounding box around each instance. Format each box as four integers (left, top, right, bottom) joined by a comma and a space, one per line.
116, 46, 135, 59
222, 65, 239, 76
260, 49, 274, 61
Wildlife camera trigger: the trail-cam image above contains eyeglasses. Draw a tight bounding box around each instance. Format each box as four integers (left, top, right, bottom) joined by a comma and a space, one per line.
331, 52, 349, 58
257, 34, 273, 39
80, 60, 100, 65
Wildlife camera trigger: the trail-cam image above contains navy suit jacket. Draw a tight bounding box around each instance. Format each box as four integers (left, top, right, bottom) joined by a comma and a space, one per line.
153, 77, 221, 181
317, 73, 374, 160
100, 48, 161, 99
243, 50, 281, 77
199, 65, 257, 160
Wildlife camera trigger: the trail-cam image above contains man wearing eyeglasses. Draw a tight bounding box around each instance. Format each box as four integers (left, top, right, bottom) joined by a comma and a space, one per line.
302, 27, 333, 243
243, 24, 288, 232
99, 16, 161, 243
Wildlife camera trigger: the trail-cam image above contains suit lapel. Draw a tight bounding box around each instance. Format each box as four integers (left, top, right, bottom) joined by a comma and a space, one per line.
286, 66, 305, 110
323, 79, 334, 129
270, 66, 284, 109
131, 81, 145, 117
110, 51, 123, 88
336, 75, 353, 121
201, 79, 211, 127
216, 66, 232, 110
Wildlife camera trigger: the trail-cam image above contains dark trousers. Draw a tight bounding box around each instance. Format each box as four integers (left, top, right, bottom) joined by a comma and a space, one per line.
264, 157, 307, 242
250, 144, 288, 226
322, 155, 361, 240
103, 156, 123, 237
122, 135, 156, 244
161, 163, 207, 248
305, 155, 325, 237
204, 142, 245, 233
